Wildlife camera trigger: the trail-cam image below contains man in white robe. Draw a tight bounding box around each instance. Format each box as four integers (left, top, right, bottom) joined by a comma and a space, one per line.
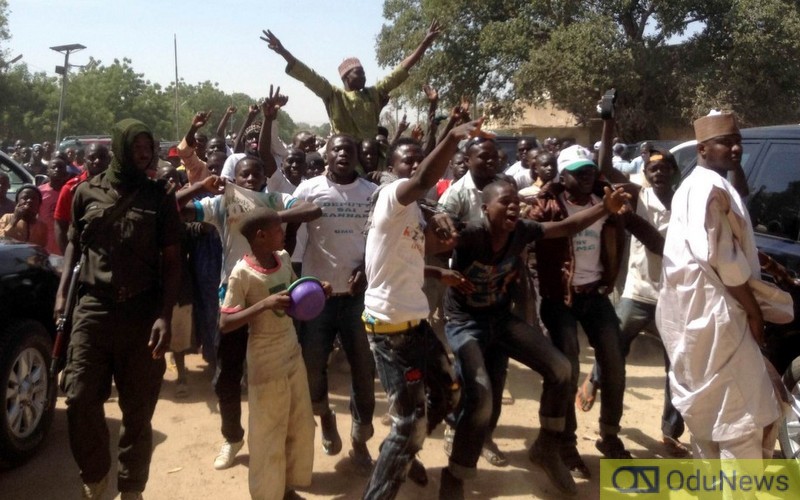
656, 112, 781, 459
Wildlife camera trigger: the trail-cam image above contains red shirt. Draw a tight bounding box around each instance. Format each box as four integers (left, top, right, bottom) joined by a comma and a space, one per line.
54, 171, 89, 223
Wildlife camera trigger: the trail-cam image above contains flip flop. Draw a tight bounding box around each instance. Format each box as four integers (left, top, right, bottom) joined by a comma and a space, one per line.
576, 373, 598, 412
662, 436, 691, 457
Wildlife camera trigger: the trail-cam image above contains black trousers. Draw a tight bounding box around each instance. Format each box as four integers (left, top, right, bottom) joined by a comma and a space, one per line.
214, 324, 248, 443
64, 292, 165, 493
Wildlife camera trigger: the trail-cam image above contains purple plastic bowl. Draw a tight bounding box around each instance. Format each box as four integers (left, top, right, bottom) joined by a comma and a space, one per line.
287, 277, 326, 321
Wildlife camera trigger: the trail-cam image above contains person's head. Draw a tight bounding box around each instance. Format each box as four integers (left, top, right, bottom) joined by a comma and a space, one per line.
449, 151, 468, 181
239, 207, 284, 253
65, 147, 76, 163
524, 148, 541, 172
464, 137, 499, 189
612, 143, 626, 157
544, 137, 560, 153
0, 172, 9, 197
42, 141, 53, 160
497, 149, 509, 171
639, 141, 653, 162
359, 139, 380, 174
47, 157, 71, 190
694, 112, 742, 173
516, 138, 536, 162
107, 118, 155, 187
207, 136, 227, 155
157, 162, 183, 186
75, 148, 85, 165
325, 134, 358, 183
339, 57, 366, 91
387, 138, 423, 179
283, 147, 307, 187
481, 179, 520, 234
292, 131, 317, 153
13, 139, 25, 153
643, 149, 679, 191
166, 147, 181, 169
31, 144, 43, 161
306, 152, 325, 177
557, 145, 598, 196
206, 151, 227, 177
234, 156, 266, 191
244, 123, 261, 155
21, 147, 31, 163
534, 152, 557, 184
15, 184, 42, 220
194, 132, 209, 159
85, 143, 111, 177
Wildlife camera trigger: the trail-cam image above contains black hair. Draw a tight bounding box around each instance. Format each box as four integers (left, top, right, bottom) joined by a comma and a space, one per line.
377, 126, 389, 138
386, 137, 421, 167
234, 155, 265, 175
464, 136, 497, 155
15, 184, 42, 204
481, 178, 516, 204
306, 152, 324, 166
239, 207, 280, 243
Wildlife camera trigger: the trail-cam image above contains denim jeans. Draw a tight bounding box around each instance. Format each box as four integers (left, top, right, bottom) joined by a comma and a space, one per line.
445, 312, 571, 477
540, 294, 626, 445
591, 298, 685, 439
363, 321, 458, 500
298, 293, 375, 442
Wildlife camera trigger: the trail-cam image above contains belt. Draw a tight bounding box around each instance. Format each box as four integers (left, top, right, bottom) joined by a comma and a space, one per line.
362, 312, 421, 335
84, 284, 155, 303
570, 281, 604, 295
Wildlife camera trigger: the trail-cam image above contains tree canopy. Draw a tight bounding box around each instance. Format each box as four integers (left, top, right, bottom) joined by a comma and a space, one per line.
376, 0, 800, 140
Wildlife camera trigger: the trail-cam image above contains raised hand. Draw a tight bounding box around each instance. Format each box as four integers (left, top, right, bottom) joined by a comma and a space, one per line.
424, 19, 442, 44
225, 105, 237, 115
260, 30, 285, 53
411, 123, 425, 141
262, 84, 289, 120
423, 84, 439, 103
248, 104, 259, 117
192, 111, 212, 129
449, 117, 495, 141
602, 186, 632, 214
397, 114, 410, 134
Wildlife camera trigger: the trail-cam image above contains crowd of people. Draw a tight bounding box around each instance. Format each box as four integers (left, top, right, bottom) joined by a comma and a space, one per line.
0, 21, 792, 500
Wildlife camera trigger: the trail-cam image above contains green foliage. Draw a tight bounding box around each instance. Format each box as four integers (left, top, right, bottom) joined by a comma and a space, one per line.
376, 0, 800, 140
0, 56, 300, 146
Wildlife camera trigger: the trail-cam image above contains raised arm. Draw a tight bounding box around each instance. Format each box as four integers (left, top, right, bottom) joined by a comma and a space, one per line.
390, 114, 409, 146
258, 85, 287, 180
215, 106, 236, 140
179, 112, 213, 183
400, 19, 442, 71
540, 186, 630, 239
234, 104, 260, 154
261, 29, 297, 67
597, 94, 628, 184
396, 117, 492, 206
422, 84, 440, 156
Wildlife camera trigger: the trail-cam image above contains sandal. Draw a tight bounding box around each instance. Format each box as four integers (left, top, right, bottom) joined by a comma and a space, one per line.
662, 436, 691, 457
481, 439, 509, 467
576, 373, 598, 412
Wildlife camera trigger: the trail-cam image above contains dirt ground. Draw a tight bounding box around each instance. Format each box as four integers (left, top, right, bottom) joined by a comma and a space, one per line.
1, 334, 689, 499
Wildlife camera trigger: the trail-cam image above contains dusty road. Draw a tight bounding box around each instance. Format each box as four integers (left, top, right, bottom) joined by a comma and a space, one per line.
1, 334, 687, 499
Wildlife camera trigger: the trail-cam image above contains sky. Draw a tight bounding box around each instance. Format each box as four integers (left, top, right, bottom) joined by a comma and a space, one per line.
5, 0, 393, 126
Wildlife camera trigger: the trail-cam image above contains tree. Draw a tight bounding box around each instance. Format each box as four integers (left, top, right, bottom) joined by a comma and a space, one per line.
376, 0, 800, 140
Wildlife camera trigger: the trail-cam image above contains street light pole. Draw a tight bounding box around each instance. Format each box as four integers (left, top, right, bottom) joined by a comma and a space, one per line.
50, 43, 86, 147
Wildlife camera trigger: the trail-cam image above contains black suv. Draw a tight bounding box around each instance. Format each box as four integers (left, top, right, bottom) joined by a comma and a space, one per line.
0, 241, 59, 467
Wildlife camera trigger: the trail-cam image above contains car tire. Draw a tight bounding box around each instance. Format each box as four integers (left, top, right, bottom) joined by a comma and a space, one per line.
0, 319, 55, 467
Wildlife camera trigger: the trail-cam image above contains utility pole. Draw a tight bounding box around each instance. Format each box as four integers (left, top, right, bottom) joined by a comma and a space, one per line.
51, 43, 86, 146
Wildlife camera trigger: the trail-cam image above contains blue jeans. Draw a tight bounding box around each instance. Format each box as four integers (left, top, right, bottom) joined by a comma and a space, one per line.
445, 312, 571, 477
363, 320, 458, 500
190, 229, 222, 365
540, 294, 626, 445
590, 298, 684, 439
298, 293, 375, 442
